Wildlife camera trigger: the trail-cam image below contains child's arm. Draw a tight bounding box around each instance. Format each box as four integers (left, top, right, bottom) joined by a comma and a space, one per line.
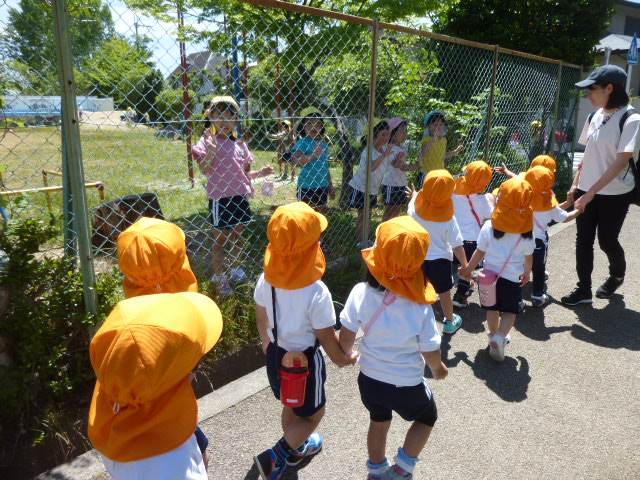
327, 172, 336, 199
422, 350, 448, 380
315, 326, 358, 367
494, 162, 516, 178
520, 254, 533, 286
371, 144, 392, 171
194, 130, 217, 175
452, 245, 468, 270
563, 209, 580, 222
458, 248, 486, 278
445, 144, 464, 158
292, 142, 325, 167
338, 327, 357, 359
245, 163, 274, 179
256, 305, 271, 354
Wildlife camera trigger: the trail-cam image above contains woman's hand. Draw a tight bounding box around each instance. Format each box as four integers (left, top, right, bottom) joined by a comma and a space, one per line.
574, 191, 594, 213
567, 186, 578, 204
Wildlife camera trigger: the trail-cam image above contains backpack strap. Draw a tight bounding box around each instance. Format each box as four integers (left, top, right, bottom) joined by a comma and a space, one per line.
588, 111, 595, 125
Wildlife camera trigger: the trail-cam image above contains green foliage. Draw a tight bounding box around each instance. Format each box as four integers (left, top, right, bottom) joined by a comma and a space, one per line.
0, 210, 122, 449
155, 86, 197, 122
433, 0, 617, 67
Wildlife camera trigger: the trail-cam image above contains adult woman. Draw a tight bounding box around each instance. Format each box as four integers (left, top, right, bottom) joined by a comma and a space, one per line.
561, 65, 640, 305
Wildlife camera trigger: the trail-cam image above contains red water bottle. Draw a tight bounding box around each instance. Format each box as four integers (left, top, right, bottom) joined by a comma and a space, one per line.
280, 351, 309, 408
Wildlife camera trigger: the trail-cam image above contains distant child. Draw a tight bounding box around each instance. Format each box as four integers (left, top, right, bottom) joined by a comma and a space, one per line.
291, 108, 335, 213
269, 120, 296, 181
408, 170, 468, 335
339, 215, 448, 480
458, 177, 535, 362
523, 166, 580, 307
349, 119, 392, 247
117, 217, 211, 465
451, 160, 496, 308
192, 96, 274, 296
381, 117, 423, 221
88, 292, 223, 480
253, 202, 358, 480
417, 110, 464, 188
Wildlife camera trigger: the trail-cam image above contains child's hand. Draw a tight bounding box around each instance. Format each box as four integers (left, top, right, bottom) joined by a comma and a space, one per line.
261, 165, 274, 177
519, 272, 531, 286
204, 129, 217, 153
345, 350, 360, 366
397, 152, 407, 165
432, 362, 448, 380
384, 144, 393, 156
328, 184, 336, 200
457, 266, 472, 281
405, 184, 417, 200
313, 143, 324, 159
454, 144, 464, 155
494, 162, 508, 174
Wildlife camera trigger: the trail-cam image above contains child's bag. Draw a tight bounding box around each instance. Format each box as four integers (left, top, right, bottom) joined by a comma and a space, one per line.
477, 237, 522, 307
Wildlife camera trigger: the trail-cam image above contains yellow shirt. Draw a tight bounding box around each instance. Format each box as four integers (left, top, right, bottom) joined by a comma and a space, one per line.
420, 136, 447, 173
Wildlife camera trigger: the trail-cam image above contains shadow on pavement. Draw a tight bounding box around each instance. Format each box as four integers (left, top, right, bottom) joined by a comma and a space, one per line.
514, 300, 573, 341
453, 350, 531, 402
569, 294, 640, 351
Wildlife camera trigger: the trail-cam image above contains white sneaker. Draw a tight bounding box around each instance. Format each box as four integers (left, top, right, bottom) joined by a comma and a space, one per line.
229, 267, 248, 284
489, 333, 509, 362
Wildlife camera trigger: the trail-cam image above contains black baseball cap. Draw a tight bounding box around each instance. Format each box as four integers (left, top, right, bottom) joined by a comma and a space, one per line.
575, 65, 627, 88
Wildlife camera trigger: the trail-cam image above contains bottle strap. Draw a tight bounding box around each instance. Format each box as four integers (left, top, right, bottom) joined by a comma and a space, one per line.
494, 236, 523, 284
467, 195, 483, 228
363, 290, 397, 336
271, 286, 280, 377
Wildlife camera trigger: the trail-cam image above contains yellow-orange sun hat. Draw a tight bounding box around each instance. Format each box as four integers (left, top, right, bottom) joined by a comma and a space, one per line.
117, 217, 197, 298
523, 165, 559, 212
362, 216, 437, 305
491, 177, 534, 234
530, 154, 557, 173
454, 160, 493, 196
414, 169, 455, 222
88, 292, 222, 463
264, 202, 328, 290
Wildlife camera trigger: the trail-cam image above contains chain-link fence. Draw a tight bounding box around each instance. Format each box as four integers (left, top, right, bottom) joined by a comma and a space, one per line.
0, 0, 581, 306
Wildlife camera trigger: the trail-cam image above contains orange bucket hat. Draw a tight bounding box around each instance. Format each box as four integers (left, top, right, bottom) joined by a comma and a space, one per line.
362, 216, 437, 305
530, 154, 557, 173
117, 217, 197, 298
88, 292, 222, 462
414, 169, 455, 222
454, 160, 493, 195
492, 177, 534, 234
264, 202, 328, 290
524, 165, 559, 212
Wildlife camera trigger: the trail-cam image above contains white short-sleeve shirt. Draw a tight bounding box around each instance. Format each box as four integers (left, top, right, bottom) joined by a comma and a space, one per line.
382, 144, 409, 187
340, 283, 440, 387
578, 105, 640, 195
349, 147, 390, 193
453, 193, 494, 241
407, 198, 463, 261
533, 206, 569, 242
254, 273, 336, 351
477, 221, 535, 283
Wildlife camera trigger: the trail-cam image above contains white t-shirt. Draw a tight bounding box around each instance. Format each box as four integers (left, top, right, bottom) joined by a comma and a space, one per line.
349, 147, 390, 193
340, 283, 441, 387
254, 273, 336, 351
382, 144, 409, 187
577, 105, 640, 195
533, 206, 569, 243
477, 221, 535, 283
101, 434, 207, 480
407, 198, 463, 261
453, 193, 494, 241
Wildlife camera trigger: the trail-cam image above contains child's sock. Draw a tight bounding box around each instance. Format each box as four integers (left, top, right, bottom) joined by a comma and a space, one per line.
366, 458, 391, 476
273, 437, 295, 462
394, 447, 419, 474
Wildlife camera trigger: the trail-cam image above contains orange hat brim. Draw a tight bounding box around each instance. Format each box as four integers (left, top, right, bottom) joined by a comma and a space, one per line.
362, 248, 437, 305
264, 242, 326, 290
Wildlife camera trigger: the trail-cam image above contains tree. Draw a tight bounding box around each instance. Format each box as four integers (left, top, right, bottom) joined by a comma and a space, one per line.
0, 0, 114, 94
433, 0, 616, 67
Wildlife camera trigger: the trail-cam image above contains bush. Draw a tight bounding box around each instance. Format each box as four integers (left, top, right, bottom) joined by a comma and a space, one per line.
0, 211, 122, 463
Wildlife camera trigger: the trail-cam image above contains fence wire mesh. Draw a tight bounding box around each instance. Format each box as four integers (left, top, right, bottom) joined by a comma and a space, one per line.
0, 0, 581, 306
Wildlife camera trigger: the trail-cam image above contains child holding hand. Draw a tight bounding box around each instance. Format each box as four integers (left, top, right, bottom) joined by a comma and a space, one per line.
458, 177, 535, 362
253, 202, 358, 480
339, 216, 448, 480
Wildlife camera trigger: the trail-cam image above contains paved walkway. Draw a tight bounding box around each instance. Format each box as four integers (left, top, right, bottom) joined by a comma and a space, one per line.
38, 207, 640, 480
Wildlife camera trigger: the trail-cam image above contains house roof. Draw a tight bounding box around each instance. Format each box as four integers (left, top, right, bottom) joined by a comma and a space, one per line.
596, 33, 634, 52
167, 51, 226, 79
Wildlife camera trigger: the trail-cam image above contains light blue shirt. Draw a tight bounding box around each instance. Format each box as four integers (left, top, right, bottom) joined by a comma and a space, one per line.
291, 137, 330, 189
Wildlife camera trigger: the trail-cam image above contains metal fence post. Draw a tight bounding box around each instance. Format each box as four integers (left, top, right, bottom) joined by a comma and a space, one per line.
363, 18, 380, 246
548, 61, 563, 156
51, 0, 99, 320
484, 45, 500, 161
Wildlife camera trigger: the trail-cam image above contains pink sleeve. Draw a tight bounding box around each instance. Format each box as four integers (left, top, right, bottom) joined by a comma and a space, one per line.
240, 141, 254, 166
191, 137, 208, 163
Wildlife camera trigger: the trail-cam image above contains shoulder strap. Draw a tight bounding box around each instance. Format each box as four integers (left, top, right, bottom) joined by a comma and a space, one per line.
271, 286, 278, 347
588, 111, 595, 125
466, 195, 483, 228
620, 108, 638, 178
363, 290, 397, 336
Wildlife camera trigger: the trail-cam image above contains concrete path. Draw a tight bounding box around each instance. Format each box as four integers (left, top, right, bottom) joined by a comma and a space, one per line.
37, 207, 640, 480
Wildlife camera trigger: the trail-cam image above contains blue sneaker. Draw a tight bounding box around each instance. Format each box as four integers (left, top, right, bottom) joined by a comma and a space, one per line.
254, 449, 286, 480
442, 313, 462, 334
286, 432, 323, 466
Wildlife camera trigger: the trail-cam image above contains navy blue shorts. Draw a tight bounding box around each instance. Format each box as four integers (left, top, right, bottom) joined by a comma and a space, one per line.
422, 259, 454, 294
481, 276, 522, 314
381, 185, 408, 206
266, 342, 326, 417
349, 188, 378, 210
298, 186, 329, 207
358, 373, 438, 426
208, 194, 252, 229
